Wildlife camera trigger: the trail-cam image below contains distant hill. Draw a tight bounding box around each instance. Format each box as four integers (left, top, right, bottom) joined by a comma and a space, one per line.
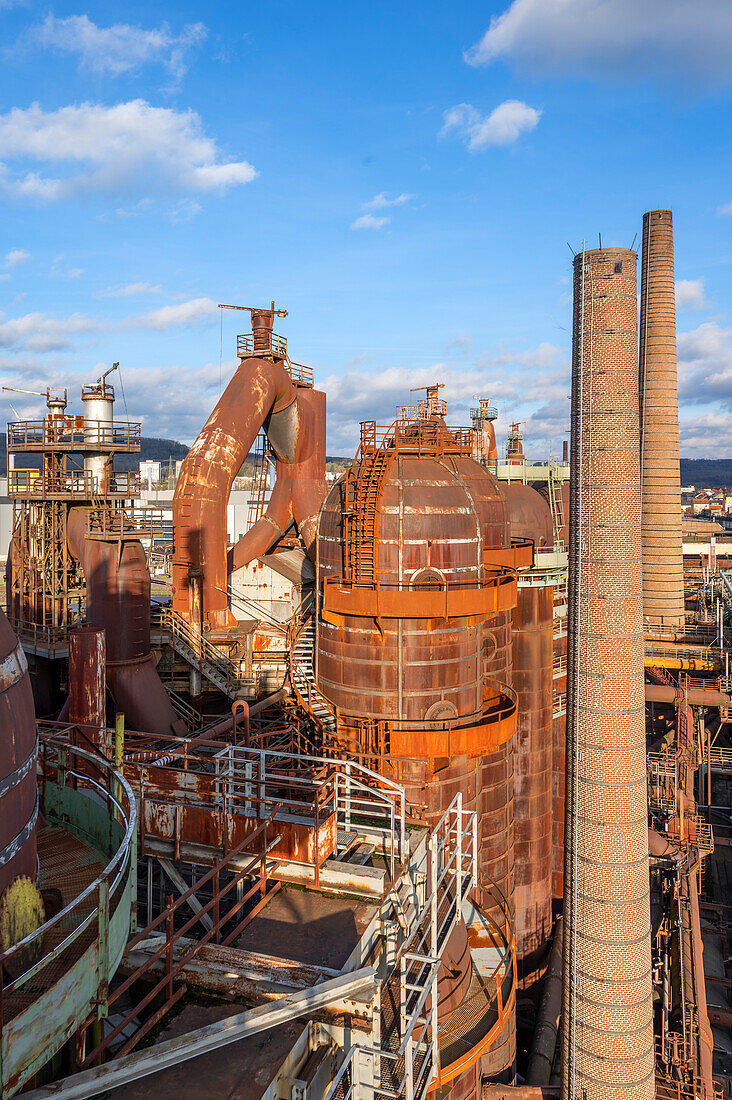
680, 459, 732, 488
0, 434, 189, 476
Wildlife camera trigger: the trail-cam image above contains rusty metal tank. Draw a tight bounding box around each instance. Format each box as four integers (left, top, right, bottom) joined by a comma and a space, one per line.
504, 483, 554, 994
0, 608, 38, 898
316, 416, 521, 1081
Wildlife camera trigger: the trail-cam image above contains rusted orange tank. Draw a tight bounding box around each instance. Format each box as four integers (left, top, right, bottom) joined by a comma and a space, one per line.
504, 483, 554, 994
0, 608, 38, 897
316, 416, 525, 1080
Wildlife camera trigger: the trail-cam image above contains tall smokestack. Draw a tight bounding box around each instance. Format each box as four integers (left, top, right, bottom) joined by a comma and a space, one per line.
639, 209, 685, 630
562, 247, 654, 1100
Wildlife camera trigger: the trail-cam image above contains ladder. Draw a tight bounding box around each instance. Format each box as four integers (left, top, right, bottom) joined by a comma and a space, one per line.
343, 423, 393, 586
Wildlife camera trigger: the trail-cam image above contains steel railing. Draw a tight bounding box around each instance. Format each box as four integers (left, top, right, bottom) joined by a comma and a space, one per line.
162, 608, 250, 697
211, 743, 406, 876
7, 419, 141, 451
0, 736, 136, 1053
86, 506, 164, 541
8, 469, 141, 499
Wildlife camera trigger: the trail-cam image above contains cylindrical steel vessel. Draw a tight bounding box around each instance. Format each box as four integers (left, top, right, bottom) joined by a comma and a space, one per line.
0, 609, 38, 896
504, 484, 554, 994
561, 247, 654, 1100
639, 209, 685, 630
82, 382, 114, 488
316, 419, 519, 1083
68, 625, 107, 751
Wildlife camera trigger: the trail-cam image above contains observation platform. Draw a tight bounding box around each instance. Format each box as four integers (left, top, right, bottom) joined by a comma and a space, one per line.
6, 419, 141, 453
8, 470, 141, 500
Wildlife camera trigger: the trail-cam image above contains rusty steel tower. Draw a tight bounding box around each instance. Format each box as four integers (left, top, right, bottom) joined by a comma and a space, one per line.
562, 247, 654, 1100
639, 210, 685, 631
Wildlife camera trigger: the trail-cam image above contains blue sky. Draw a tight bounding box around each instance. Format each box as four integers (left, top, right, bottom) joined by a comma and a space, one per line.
2, 0, 732, 456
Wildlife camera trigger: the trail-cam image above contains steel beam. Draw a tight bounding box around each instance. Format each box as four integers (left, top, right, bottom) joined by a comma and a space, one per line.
23, 967, 376, 1099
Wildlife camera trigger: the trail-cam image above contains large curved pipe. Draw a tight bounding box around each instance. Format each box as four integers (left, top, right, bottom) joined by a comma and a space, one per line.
227, 386, 326, 577
66, 508, 184, 737
172, 358, 326, 629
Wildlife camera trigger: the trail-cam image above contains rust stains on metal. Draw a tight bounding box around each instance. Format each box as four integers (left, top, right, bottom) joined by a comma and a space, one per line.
172, 312, 327, 630
68, 625, 106, 745
504, 483, 554, 994
0, 609, 37, 897
65, 508, 182, 737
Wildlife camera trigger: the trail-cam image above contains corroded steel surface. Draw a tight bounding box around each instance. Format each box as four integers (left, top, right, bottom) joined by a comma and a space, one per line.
562, 248, 654, 1100
639, 210, 685, 630
505, 485, 553, 993
173, 356, 296, 628
229, 386, 327, 577
66, 508, 182, 737
0, 609, 37, 896
317, 451, 510, 724
68, 626, 105, 733
172, 344, 326, 629
315, 424, 518, 1080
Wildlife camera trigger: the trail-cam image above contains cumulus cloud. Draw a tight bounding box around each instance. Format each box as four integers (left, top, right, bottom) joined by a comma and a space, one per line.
440, 100, 541, 150
677, 321, 732, 407
679, 412, 732, 457
132, 297, 218, 329
0, 311, 100, 353
5, 248, 29, 267
465, 0, 732, 85
350, 213, 390, 231
675, 279, 707, 311
98, 281, 162, 298
25, 15, 207, 84
362, 192, 414, 210
0, 100, 257, 202
320, 340, 569, 455
0, 296, 219, 353
0, 355, 235, 442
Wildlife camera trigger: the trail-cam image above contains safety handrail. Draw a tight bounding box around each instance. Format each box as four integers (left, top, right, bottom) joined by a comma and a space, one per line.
0, 735, 136, 996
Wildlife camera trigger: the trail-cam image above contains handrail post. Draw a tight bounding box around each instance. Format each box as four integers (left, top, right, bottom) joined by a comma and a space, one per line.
345, 761, 352, 835
165, 894, 174, 1000
429, 837, 438, 958
96, 878, 110, 1020
456, 793, 463, 921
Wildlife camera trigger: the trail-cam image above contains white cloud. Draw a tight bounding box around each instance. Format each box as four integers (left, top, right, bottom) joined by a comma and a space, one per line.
320, 341, 569, 454
26, 15, 206, 84
350, 213, 390, 231
0, 311, 100, 352
440, 100, 541, 150
679, 412, 732, 457
0, 296, 219, 353
0, 100, 257, 202
133, 297, 218, 330
718, 200, 732, 217
0, 355, 235, 443
98, 281, 163, 298
5, 248, 29, 267
362, 192, 414, 210
464, 0, 732, 84
675, 279, 707, 311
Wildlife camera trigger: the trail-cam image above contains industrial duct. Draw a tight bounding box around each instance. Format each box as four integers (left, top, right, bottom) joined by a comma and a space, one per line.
561, 247, 655, 1100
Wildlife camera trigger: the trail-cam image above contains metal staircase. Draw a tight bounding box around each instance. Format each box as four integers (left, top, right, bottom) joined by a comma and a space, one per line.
344, 422, 394, 586
288, 594, 336, 732
163, 608, 254, 699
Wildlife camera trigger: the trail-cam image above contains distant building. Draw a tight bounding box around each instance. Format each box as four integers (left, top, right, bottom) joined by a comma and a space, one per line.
140, 460, 162, 489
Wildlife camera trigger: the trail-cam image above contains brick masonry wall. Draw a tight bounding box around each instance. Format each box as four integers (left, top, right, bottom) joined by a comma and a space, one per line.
561, 248, 655, 1100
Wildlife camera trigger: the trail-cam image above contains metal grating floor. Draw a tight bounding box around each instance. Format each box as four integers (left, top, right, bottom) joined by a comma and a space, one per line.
3, 825, 106, 1023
